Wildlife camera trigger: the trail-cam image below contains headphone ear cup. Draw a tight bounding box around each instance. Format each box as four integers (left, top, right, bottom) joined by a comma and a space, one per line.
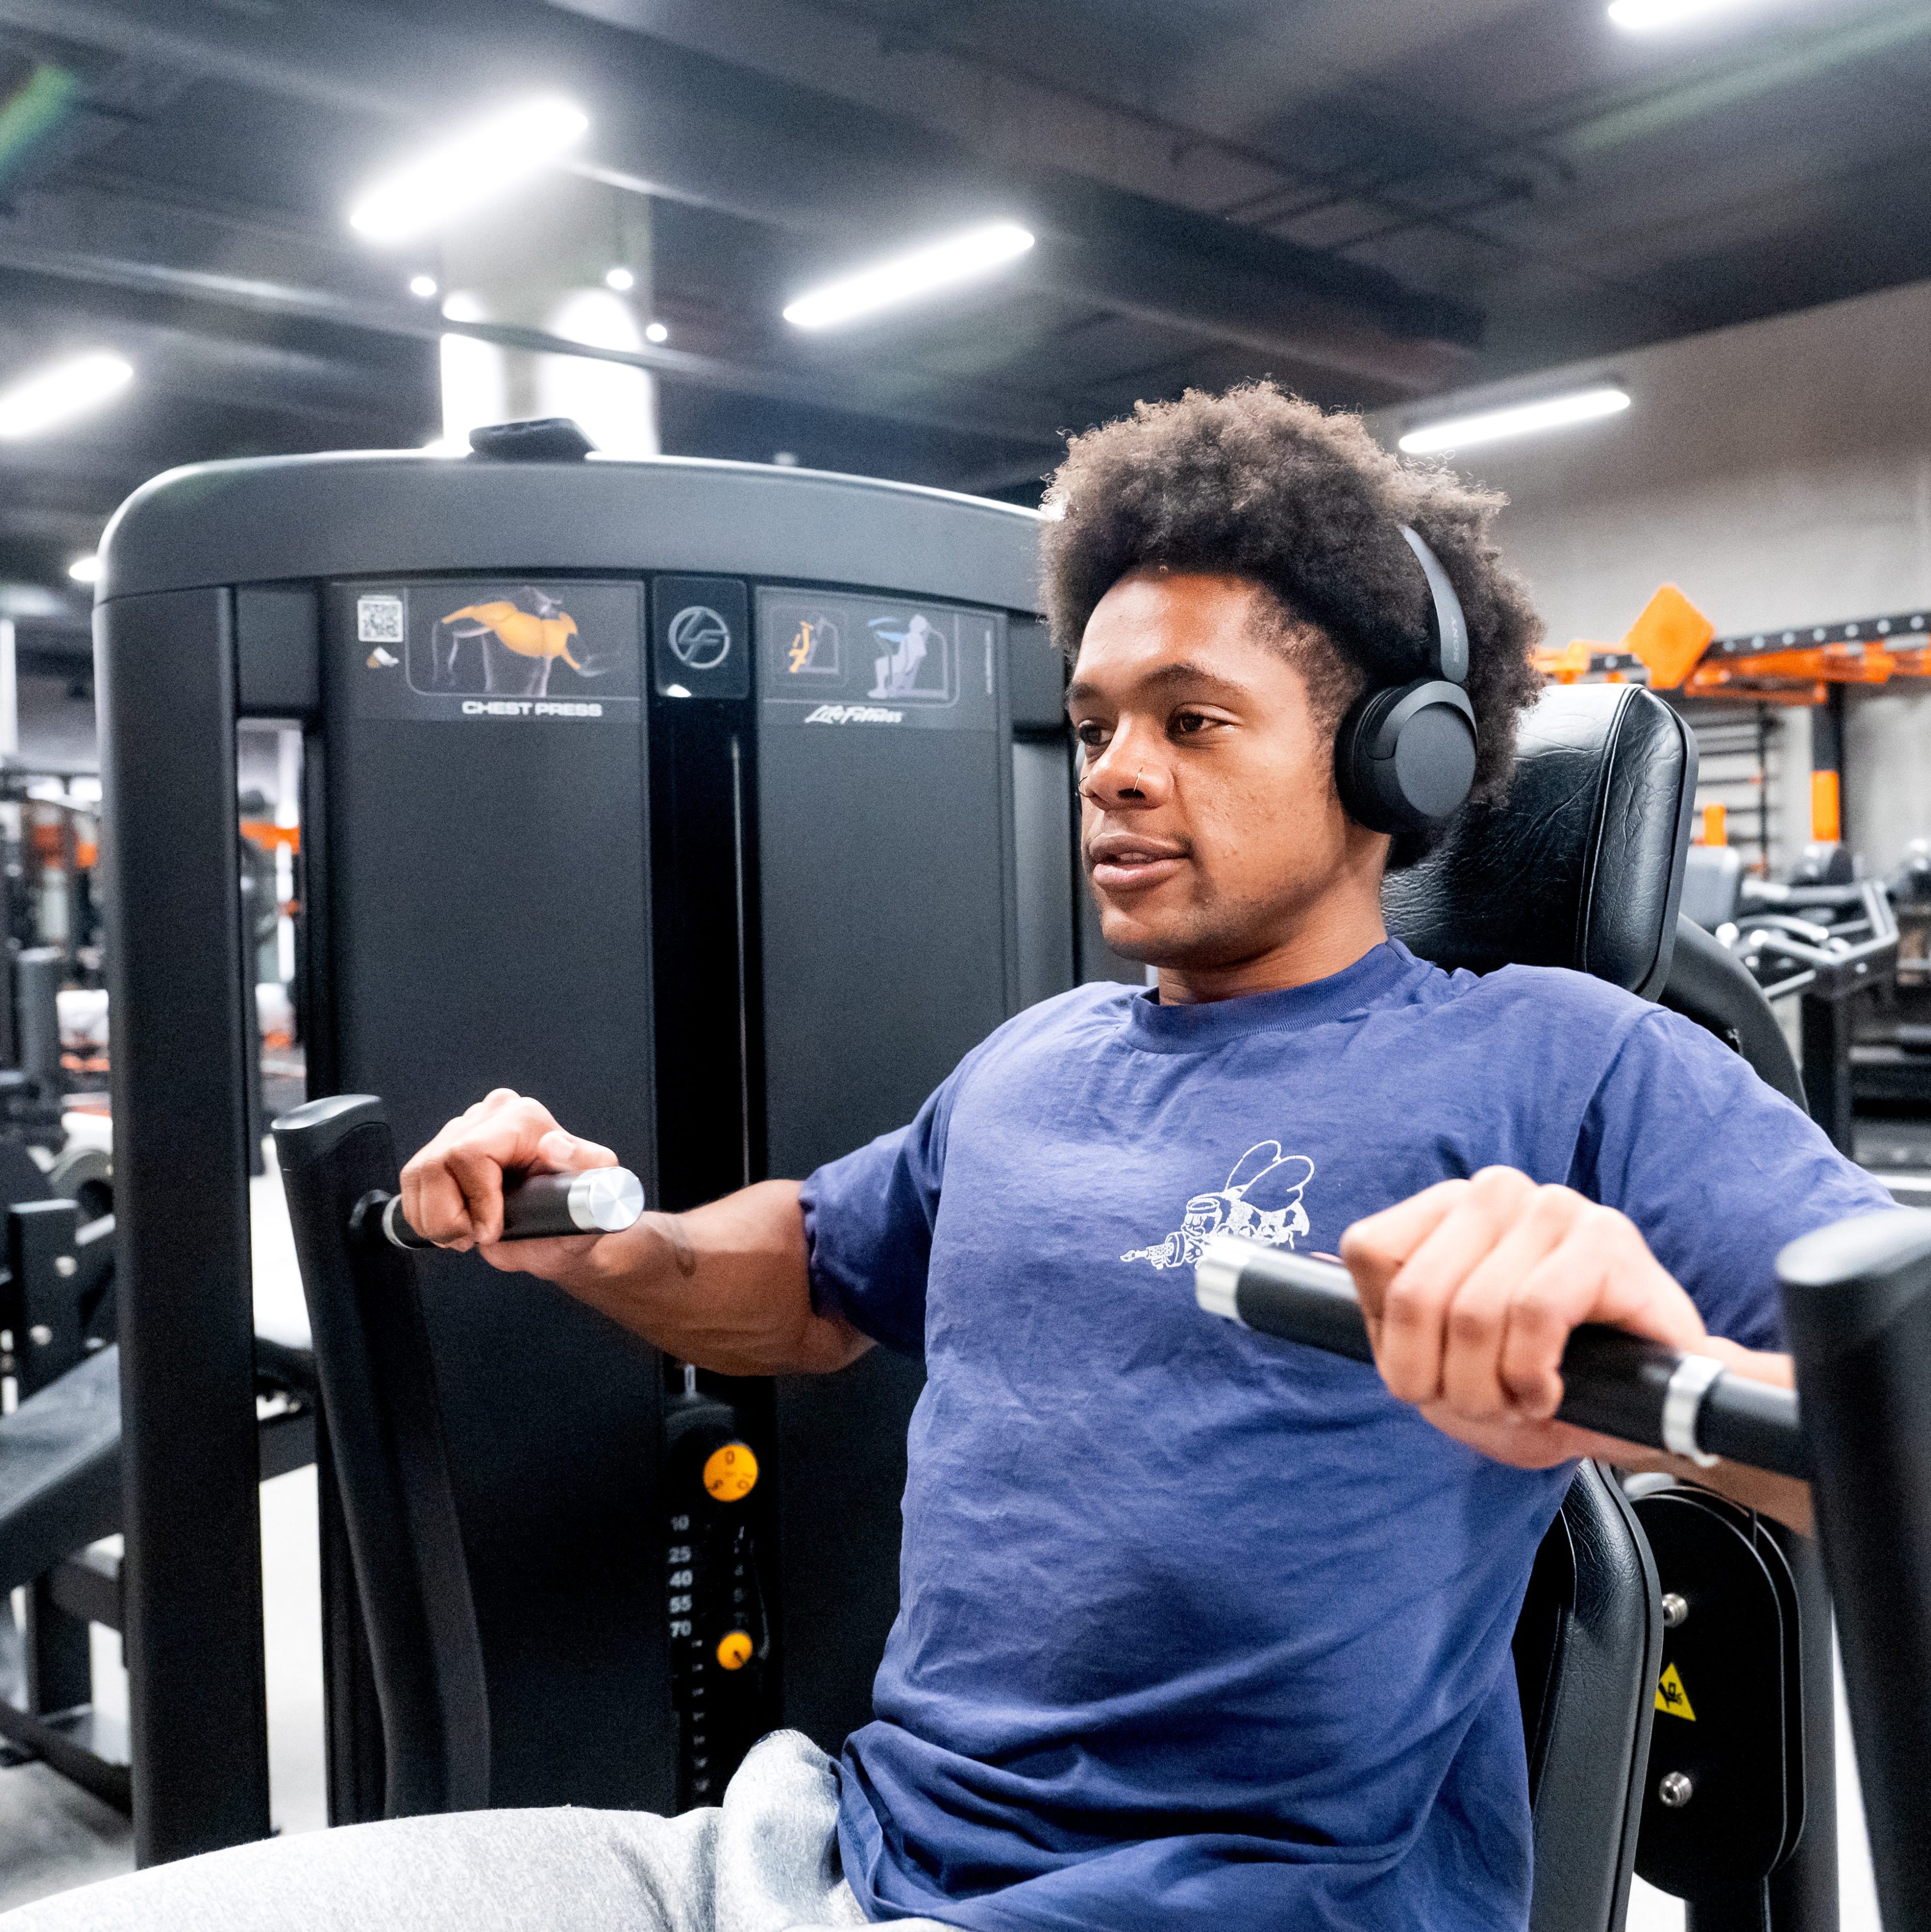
1334, 686, 1399, 832
1334, 681, 1477, 835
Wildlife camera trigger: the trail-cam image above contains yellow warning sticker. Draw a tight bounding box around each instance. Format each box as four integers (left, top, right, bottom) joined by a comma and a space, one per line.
1655, 1662, 1696, 1721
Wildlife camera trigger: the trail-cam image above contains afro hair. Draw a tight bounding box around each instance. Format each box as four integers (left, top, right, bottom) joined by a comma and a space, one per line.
1039, 382, 1545, 864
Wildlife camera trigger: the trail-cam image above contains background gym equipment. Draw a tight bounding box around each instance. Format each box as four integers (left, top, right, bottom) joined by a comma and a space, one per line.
1678, 843, 1901, 1152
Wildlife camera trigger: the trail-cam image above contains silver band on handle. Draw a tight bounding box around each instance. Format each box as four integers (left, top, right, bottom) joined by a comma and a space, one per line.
381, 1193, 412, 1248
1661, 1354, 1725, 1467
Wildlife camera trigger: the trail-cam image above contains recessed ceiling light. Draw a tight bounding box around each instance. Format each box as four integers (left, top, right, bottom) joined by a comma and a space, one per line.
783, 221, 1035, 329
348, 98, 589, 243
1398, 385, 1631, 455
0, 352, 133, 440
408, 274, 439, 299
645, 320, 668, 344
68, 554, 101, 584
604, 266, 635, 292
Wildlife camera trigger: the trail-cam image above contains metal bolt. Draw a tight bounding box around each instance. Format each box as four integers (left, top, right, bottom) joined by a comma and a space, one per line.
28, 1325, 52, 1347
53, 1255, 75, 1278
1662, 1592, 1688, 1628
1658, 1771, 1694, 1809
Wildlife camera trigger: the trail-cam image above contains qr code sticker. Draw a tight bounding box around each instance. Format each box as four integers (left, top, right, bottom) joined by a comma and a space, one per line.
357, 595, 405, 645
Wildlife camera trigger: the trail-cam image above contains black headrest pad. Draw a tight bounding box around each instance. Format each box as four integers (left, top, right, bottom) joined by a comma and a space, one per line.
1384, 684, 1697, 998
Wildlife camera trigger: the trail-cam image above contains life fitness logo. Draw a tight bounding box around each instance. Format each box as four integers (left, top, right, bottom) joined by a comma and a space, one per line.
804, 704, 904, 725
666, 604, 732, 671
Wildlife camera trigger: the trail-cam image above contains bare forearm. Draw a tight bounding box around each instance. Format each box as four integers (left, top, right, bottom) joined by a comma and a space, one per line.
547, 1181, 871, 1377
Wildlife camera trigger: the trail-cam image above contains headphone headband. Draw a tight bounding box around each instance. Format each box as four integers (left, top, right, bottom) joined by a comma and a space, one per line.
1398, 526, 1468, 687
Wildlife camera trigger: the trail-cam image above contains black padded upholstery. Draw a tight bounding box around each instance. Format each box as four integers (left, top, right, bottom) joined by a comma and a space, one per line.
0, 1345, 122, 1595
1515, 1462, 1663, 1932
1385, 684, 1698, 997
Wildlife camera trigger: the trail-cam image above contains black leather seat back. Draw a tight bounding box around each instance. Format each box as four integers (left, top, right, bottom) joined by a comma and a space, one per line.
1516, 1463, 1662, 1932
1385, 685, 1698, 997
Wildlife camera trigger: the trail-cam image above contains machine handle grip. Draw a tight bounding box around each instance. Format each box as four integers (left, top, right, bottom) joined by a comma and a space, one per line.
1195, 1235, 1810, 1481
378, 1168, 646, 1249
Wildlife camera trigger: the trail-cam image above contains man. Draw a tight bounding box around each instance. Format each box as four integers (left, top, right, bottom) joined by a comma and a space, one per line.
13, 384, 1887, 1930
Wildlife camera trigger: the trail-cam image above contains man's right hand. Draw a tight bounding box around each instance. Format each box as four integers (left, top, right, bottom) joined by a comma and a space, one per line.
400, 1087, 620, 1264
396, 1090, 870, 1379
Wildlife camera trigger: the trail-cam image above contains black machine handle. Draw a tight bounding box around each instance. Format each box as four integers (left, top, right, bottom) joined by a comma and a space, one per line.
1194, 1236, 1810, 1481
269, 1094, 492, 1817
376, 1166, 646, 1249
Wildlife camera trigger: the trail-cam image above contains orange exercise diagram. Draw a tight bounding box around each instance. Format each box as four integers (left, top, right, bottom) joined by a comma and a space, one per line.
785, 614, 842, 677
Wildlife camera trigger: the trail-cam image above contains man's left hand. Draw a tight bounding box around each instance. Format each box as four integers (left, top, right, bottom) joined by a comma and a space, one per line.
1338, 1169, 1804, 1530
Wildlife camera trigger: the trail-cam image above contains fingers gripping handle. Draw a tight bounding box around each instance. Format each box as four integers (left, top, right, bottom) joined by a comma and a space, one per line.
382, 1167, 646, 1250
1195, 1235, 1810, 1480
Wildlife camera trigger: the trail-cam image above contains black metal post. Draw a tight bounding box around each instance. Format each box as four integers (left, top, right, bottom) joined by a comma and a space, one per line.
24, 1578, 92, 1717
1779, 1210, 1931, 1929
98, 585, 271, 1862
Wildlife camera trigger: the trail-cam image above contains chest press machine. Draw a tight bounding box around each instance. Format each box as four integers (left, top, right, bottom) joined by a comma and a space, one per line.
95, 427, 1879, 1927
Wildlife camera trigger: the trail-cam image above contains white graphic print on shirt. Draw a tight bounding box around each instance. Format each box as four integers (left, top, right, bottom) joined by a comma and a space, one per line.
1121, 1140, 1315, 1270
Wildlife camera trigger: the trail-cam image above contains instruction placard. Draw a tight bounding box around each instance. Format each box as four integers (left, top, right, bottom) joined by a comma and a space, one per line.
758, 589, 1001, 732
342, 579, 642, 723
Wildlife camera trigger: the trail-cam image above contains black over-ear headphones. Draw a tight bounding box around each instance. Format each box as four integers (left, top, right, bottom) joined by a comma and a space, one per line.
1332, 525, 1477, 835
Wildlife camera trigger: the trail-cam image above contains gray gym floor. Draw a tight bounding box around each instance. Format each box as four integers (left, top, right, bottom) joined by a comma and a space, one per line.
0, 1154, 1891, 1927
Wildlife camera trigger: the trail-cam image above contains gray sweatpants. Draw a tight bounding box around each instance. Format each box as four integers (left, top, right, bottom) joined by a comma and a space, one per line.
1, 1733, 943, 1932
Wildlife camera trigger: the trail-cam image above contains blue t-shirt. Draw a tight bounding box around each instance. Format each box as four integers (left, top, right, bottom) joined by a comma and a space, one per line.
800, 940, 1888, 1930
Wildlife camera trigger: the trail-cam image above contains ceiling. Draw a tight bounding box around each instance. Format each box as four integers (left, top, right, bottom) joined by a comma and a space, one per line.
4, 0, 1930, 663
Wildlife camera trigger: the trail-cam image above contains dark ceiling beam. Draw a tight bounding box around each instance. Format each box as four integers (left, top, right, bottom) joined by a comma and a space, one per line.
0, 236, 1069, 449
556, 0, 1498, 382
0, 274, 422, 426
0, 0, 1479, 391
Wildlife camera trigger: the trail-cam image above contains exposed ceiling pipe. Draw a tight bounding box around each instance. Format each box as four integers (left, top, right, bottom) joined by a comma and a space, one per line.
0, 238, 1070, 449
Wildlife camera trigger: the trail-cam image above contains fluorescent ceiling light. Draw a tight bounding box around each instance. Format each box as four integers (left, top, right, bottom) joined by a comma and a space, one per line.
348, 97, 588, 243
783, 221, 1035, 329
68, 553, 101, 584
1607, 0, 1758, 26
0, 352, 133, 440
1398, 385, 1631, 455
